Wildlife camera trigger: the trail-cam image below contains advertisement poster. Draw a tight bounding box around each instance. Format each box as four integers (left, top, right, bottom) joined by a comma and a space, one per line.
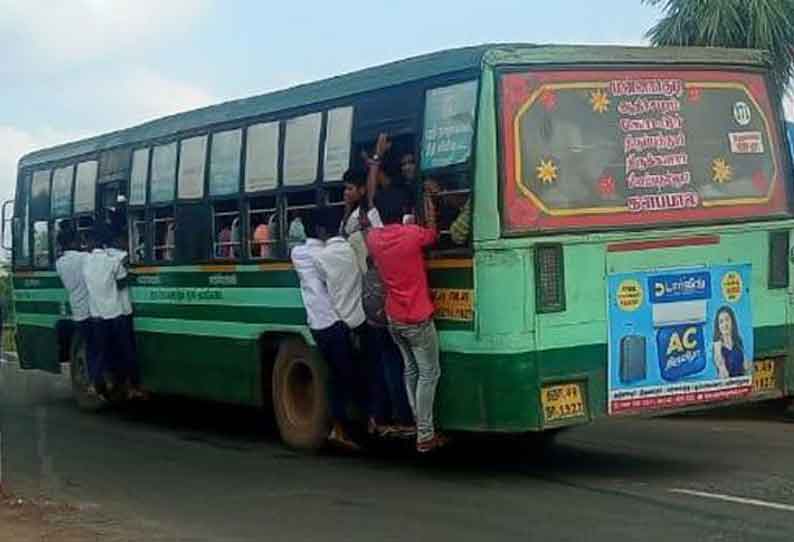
607, 264, 753, 414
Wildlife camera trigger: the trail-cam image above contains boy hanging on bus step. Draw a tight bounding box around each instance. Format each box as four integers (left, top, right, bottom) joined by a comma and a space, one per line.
291, 209, 361, 451
365, 133, 449, 453
106, 222, 147, 400
339, 168, 416, 438
55, 222, 94, 392
83, 224, 146, 400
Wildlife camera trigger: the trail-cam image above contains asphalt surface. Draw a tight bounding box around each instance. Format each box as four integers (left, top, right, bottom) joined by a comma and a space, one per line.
1, 359, 794, 542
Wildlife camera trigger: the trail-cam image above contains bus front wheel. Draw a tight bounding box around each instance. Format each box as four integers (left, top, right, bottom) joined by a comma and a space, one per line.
272, 338, 331, 450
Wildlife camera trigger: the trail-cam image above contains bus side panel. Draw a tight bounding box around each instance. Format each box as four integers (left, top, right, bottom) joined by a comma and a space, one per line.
13, 274, 63, 374
136, 330, 261, 406
433, 250, 543, 432
436, 351, 539, 432
16, 323, 60, 373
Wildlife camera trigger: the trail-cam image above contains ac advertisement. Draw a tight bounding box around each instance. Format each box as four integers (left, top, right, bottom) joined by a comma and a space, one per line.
607, 264, 753, 414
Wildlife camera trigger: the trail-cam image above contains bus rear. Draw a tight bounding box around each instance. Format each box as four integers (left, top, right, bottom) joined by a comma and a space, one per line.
462, 56, 794, 432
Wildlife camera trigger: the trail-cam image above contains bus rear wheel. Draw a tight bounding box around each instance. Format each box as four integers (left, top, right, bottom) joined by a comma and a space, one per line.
272, 338, 330, 450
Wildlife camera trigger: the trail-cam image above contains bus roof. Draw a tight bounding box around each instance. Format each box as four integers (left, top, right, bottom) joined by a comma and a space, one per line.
19, 43, 769, 170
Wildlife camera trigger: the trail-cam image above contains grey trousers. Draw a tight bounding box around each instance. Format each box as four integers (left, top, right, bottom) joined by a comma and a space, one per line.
389, 318, 440, 442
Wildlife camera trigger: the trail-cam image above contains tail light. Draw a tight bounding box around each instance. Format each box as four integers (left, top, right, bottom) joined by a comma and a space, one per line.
535, 243, 566, 313
768, 231, 789, 289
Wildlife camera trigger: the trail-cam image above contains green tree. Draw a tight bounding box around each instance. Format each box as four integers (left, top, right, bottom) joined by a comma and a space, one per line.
644, 0, 794, 95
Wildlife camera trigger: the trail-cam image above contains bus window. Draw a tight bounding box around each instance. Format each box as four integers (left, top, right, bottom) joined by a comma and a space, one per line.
209, 128, 242, 196
51, 165, 74, 218
14, 174, 31, 267
245, 122, 279, 193
153, 208, 175, 262
284, 113, 321, 186
212, 200, 240, 260
285, 191, 316, 252
178, 136, 207, 200
129, 148, 149, 206
74, 161, 98, 214
32, 221, 50, 268
130, 210, 148, 264
248, 195, 278, 259
423, 173, 472, 251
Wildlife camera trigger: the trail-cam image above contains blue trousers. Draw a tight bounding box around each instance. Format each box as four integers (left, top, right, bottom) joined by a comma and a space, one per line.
312, 321, 354, 425
87, 316, 140, 390
359, 325, 413, 426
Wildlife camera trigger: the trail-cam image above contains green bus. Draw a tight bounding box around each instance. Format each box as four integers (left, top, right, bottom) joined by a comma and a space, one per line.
6, 44, 793, 449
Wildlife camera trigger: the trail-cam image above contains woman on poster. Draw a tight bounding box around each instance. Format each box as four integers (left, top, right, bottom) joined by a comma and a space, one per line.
712, 306, 750, 378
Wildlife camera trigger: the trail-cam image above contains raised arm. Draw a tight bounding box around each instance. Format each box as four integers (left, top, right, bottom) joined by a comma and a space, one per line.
419, 192, 439, 247
366, 133, 391, 209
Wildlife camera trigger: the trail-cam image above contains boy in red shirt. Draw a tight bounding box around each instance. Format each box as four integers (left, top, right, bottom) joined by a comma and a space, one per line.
365, 134, 448, 453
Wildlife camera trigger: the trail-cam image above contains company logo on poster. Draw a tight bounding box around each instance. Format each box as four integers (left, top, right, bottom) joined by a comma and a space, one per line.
607, 264, 753, 414
733, 101, 752, 126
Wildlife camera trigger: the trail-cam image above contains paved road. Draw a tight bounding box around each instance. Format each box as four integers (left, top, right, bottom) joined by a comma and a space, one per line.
1, 360, 793, 542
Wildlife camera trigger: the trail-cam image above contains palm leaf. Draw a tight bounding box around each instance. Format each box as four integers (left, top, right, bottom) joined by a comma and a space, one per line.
644, 0, 794, 95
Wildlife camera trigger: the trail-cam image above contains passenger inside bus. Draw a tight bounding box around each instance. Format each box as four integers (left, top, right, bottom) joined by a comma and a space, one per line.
250, 212, 272, 259
424, 177, 471, 247
248, 196, 279, 259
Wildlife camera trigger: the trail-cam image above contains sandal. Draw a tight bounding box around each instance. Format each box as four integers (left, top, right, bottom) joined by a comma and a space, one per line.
416, 433, 450, 453
328, 428, 362, 452
127, 389, 150, 401
395, 425, 417, 438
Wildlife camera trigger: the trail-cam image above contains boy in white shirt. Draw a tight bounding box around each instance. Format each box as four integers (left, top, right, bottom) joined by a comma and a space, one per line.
291, 209, 358, 451
83, 224, 144, 399
55, 222, 97, 392
106, 226, 145, 400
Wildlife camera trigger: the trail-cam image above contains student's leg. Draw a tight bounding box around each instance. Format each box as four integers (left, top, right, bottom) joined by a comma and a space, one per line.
117, 315, 141, 389
360, 324, 390, 427
312, 322, 354, 427
90, 319, 110, 393
379, 328, 414, 426
78, 319, 98, 390
389, 324, 419, 419
391, 320, 440, 444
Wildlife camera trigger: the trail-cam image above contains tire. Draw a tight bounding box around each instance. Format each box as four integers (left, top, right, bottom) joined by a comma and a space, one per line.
69, 332, 106, 412
272, 338, 331, 450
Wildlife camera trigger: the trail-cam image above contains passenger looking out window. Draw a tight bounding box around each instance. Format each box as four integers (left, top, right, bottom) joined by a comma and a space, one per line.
285, 191, 315, 254
423, 178, 472, 247
213, 202, 240, 260
248, 196, 279, 260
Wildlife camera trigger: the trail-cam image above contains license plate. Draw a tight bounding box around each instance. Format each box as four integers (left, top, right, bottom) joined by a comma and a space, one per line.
541, 383, 586, 424
752, 359, 777, 393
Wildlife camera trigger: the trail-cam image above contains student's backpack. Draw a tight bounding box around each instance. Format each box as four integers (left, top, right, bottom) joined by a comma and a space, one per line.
361, 260, 387, 328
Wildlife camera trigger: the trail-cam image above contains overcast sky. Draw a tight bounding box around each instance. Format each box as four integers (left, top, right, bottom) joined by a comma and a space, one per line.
0, 0, 669, 204
14, 0, 791, 208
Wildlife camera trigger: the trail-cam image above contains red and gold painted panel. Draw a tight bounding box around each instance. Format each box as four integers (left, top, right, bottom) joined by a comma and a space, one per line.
500, 69, 790, 231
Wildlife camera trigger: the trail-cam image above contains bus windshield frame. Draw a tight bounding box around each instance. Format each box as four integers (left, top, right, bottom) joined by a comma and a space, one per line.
497, 64, 793, 234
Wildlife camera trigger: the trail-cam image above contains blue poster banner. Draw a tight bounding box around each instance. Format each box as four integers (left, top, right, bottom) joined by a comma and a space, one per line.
608, 264, 753, 414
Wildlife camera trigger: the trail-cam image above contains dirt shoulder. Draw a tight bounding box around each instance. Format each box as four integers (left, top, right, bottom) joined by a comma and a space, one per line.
0, 489, 99, 542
